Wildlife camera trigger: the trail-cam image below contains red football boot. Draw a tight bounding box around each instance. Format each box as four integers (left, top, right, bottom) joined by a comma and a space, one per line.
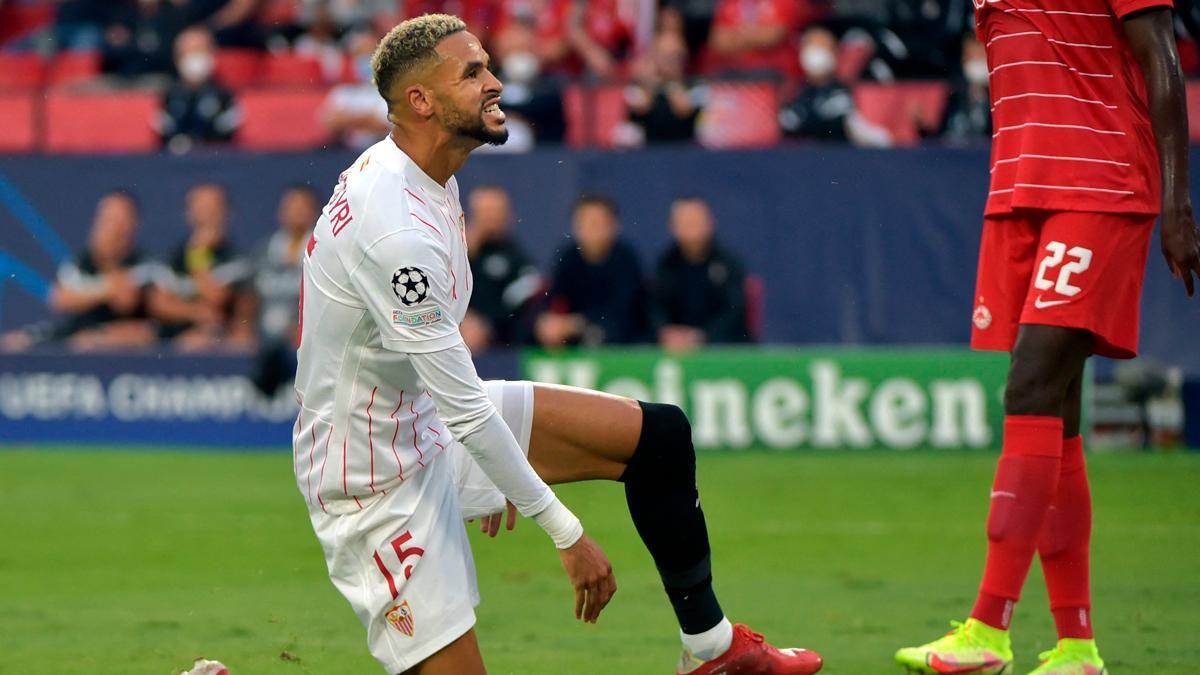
676, 624, 823, 674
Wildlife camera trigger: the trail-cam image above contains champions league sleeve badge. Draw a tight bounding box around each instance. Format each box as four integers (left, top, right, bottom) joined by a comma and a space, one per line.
391, 267, 429, 306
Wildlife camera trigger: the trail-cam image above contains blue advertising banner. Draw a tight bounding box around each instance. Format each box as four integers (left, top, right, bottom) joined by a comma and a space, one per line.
0, 350, 519, 447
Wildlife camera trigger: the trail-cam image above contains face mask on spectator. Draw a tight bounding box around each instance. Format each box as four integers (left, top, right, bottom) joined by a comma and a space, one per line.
964, 58, 989, 85
503, 51, 540, 85
357, 56, 373, 83
801, 46, 835, 79
179, 52, 214, 84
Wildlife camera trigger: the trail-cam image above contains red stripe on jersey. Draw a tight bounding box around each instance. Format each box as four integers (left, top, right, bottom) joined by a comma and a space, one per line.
404, 188, 425, 205
292, 414, 301, 481
426, 425, 440, 437
373, 550, 399, 600
390, 391, 405, 480
410, 212, 443, 238
367, 386, 378, 494
307, 416, 317, 507
342, 437, 349, 496
450, 269, 458, 300
410, 401, 426, 467
317, 425, 332, 513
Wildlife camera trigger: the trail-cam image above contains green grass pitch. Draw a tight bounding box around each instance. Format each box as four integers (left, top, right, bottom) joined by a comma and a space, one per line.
1, 447, 1197, 674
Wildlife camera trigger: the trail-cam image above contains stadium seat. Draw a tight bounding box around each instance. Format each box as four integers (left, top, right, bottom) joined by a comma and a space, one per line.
0, 53, 46, 90
0, 92, 37, 153
563, 83, 628, 149
46, 51, 101, 87
697, 81, 781, 149
835, 37, 875, 84
236, 88, 331, 150
1186, 81, 1200, 141
215, 48, 264, 89
44, 91, 159, 153
0, 2, 55, 48
257, 0, 301, 28
261, 53, 325, 86
853, 81, 950, 146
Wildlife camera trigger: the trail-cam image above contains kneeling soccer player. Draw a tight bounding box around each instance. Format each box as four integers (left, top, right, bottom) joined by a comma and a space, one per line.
896, 0, 1200, 673
292, 14, 824, 675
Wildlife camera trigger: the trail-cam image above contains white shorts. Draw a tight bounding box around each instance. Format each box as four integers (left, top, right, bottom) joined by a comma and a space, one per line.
308, 380, 535, 674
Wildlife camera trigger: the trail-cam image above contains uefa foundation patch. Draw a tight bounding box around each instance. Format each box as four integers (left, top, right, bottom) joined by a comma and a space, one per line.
386, 600, 415, 637
392, 307, 443, 327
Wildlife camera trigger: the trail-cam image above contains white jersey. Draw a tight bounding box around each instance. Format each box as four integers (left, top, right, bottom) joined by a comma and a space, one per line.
293, 137, 473, 512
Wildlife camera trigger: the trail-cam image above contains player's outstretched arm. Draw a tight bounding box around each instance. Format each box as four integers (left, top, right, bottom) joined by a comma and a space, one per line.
1124, 6, 1200, 295
408, 344, 617, 622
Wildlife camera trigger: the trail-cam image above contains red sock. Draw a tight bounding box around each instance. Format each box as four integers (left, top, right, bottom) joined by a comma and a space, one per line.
971, 415, 1063, 630
1040, 435, 1094, 639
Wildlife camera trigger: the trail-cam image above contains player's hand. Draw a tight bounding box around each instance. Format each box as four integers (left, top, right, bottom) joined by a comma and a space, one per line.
558, 534, 617, 623
478, 500, 516, 537
1161, 203, 1200, 296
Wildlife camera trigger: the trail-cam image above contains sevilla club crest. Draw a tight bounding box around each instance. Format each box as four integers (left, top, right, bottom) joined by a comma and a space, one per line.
386, 600, 415, 637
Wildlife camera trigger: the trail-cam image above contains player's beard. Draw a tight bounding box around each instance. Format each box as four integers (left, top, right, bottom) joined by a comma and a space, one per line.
442, 101, 508, 147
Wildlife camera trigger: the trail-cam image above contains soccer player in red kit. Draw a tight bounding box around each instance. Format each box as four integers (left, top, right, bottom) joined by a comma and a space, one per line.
896, 0, 1200, 673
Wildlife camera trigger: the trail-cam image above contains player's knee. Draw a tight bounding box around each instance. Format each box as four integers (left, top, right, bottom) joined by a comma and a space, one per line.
1004, 360, 1070, 415
619, 402, 695, 483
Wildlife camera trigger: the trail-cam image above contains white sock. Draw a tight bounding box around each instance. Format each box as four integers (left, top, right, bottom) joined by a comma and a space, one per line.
681, 618, 733, 661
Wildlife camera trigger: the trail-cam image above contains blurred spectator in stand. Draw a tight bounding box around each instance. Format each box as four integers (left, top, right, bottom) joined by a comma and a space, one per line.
320, 30, 390, 149
653, 197, 749, 352
495, 0, 571, 75
937, 34, 991, 145
148, 182, 253, 352
400, 1, 498, 45
564, 0, 648, 79
868, 0, 971, 80
491, 13, 564, 145
0, 190, 156, 353
293, 3, 347, 80
625, 29, 701, 144
660, 0, 720, 61
461, 186, 542, 353
536, 194, 650, 348
495, 0, 648, 79
779, 26, 891, 146
708, 0, 823, 80
160, 27, 241, 153
249, 185, 319, 394
53, 0, 116, 51
101, 0, 195, 83
194, 0, 265, 47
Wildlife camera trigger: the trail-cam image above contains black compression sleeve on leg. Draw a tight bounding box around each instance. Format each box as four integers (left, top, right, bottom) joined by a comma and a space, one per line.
620, 401, 724, 634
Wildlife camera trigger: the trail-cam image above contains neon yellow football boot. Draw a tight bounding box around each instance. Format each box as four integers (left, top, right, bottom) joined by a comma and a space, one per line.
1026, 639, 1106, 675
896, 619, 1014, 674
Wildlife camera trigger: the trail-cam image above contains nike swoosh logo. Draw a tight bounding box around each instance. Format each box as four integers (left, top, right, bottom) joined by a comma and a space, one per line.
991, 490, 1016, 499
1034, 296, 1070, 309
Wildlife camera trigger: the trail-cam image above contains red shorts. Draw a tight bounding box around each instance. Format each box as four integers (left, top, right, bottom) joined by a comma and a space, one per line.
970, 210, 1155, 359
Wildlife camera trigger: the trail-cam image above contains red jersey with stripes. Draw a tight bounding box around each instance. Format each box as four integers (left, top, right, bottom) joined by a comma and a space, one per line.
293, 137, 472, 512
976, 0, 1171, 215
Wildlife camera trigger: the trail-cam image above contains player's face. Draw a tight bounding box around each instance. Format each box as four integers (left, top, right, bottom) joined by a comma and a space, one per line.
278, 190, 317, 235
431, 32, 507, 147
187, 185, 228, 232
670, 201, 714, 252
90, 195, 136, 263
573, 204, 618, 260
468, 188, 511, 234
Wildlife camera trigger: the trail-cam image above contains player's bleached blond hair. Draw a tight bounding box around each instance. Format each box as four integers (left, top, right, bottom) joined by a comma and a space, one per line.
371, 13, 467, 104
